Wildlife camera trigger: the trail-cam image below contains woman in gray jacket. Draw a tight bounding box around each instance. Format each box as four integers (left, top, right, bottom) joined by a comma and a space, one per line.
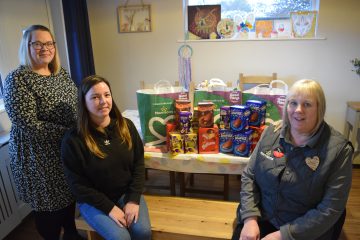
232, 79, 353, 240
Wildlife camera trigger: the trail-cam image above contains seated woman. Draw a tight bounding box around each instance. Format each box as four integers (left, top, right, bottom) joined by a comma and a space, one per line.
232, 79, 353, 240
61, 75, 151, 240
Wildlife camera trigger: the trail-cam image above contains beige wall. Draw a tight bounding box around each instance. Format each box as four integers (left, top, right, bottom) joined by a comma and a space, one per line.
0, 0, 50, 75
0, 0, 68, 131
0, 0, 51, 131
87, 0, 360, 132
0, 0, 68, 76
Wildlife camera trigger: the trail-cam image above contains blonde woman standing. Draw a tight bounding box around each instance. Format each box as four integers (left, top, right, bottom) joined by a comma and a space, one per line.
4, 25, 83, 240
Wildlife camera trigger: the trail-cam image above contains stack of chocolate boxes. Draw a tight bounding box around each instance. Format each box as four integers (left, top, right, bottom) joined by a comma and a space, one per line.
197, 102, 218, 154
167, 99, 267, 157
246, 100, 268, 153
225, 100, 267, 157
167, 99, 197, 155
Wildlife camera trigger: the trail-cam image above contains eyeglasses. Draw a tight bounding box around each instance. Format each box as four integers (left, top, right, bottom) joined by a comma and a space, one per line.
29, 41, 56, 50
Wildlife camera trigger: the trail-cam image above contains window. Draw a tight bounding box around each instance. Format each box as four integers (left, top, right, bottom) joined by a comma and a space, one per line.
186, 0, 320, 39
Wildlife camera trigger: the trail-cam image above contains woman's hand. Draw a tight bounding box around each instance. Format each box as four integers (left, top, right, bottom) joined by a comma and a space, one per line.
262, 230, 282, 240
109, 205, 127, 227
124, 201, 140, 226
240, 217, 260, 240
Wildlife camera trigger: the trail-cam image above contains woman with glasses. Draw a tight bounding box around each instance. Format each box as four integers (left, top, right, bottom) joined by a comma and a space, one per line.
4, 25, 84, 240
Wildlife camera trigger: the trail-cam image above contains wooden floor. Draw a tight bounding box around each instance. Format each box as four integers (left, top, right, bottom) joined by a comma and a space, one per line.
4, 168, 360, 240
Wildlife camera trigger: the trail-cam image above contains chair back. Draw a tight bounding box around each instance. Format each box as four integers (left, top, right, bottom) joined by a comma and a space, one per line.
239, 72, 277, 91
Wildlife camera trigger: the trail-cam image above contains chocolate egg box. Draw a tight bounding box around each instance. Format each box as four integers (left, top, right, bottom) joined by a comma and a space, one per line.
246, 100, 266, 127
233, 129, 253, 157
230, 105, 251, 132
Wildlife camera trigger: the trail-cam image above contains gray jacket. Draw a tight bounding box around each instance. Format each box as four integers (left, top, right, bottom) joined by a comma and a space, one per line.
239, 122, 353, 240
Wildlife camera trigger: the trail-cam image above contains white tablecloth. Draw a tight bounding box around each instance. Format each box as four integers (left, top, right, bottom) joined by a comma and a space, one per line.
144, 151, 249, 174
123, 109, 250, 174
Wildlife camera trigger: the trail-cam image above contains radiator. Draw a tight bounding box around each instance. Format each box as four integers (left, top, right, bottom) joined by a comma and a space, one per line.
0, 143, 31, 239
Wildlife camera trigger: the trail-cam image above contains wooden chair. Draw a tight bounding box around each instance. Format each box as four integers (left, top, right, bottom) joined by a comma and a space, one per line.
239, 72, 277, 91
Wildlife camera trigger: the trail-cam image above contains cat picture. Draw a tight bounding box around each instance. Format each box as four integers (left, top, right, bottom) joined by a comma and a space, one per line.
188, 5, 221, 39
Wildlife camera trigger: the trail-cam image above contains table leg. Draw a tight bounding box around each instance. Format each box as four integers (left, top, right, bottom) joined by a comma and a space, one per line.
344, 122, 350, 140
178, 172, 186, 197
169, 171, 176, 196
223, 174, 229, 201
354, 112, 360, 152
145, 168, 149, 180
190, 173, 195, 186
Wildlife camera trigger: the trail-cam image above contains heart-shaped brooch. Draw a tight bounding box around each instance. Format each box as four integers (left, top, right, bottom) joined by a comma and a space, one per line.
305, 156, 320, 171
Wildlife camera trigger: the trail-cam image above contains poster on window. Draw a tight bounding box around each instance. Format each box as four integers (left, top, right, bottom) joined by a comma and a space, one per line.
290, 11, 318, 38
274, 19, 292, 38
255, 20, 273, 38
188, 5, 221, 39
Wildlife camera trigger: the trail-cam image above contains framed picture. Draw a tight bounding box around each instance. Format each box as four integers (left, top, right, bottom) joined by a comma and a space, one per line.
188, 5, 221, 39
255, 20, 273, 38
273, 19, 292, 38
118, 5, 151, 33
290, 11, 318, 38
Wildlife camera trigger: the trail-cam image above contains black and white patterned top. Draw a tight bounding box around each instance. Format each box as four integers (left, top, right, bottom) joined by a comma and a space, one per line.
4, 65, 78, 211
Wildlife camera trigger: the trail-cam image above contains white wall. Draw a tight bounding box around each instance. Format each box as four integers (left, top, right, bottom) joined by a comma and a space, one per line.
87, 0, 360, 132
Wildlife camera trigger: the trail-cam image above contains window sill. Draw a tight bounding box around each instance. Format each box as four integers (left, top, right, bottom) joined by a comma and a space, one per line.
177, 36, 326, 43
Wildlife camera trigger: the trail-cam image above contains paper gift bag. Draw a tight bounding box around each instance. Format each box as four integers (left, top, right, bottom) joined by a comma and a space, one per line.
194, 79, 241, 123
136, 80, 188, 146
242, 80, 288, 125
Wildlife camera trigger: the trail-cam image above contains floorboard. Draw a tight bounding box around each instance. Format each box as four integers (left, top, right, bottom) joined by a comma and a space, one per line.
4, 168, 360, 240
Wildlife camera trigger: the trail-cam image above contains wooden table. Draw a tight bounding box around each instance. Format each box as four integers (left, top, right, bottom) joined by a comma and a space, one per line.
144, 151, 249, 200
123, 109, 250, 198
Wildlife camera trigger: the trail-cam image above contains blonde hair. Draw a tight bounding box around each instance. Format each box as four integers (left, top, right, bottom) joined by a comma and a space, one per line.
282, 79, 326, 134
19, 25, 61, 74
78, 75, 132, 158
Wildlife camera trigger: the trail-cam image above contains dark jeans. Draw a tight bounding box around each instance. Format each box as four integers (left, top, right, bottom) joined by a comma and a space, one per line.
34, 202, 79, 240
232, 210, 346, 240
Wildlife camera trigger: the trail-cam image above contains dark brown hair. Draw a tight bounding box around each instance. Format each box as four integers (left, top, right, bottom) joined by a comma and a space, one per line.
78, 75, 132, 158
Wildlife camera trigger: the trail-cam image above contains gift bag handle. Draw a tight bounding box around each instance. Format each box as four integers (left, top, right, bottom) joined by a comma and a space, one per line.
270, 80, 288, 94
208, 78, 227, 91
252, 83, 271, 94
154, 80, 174, 93
209, 78, 226, 86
